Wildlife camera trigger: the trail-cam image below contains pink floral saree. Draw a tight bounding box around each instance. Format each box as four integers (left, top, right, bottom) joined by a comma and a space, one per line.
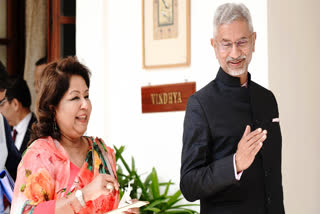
10, 136, 119, 214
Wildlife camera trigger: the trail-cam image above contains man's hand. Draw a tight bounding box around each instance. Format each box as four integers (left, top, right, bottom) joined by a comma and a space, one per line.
235, 125, 267, 172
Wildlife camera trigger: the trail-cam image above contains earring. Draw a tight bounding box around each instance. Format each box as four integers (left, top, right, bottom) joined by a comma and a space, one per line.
54, 121, 58, 131
53, 116, 58, 131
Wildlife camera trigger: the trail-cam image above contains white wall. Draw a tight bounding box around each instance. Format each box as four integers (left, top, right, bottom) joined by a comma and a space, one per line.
77, 0, 268, 206
76, 0, 107, 138
268, 0, 320, 213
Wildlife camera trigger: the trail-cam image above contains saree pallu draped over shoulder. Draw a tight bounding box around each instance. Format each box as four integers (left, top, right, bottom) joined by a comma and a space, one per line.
11, 136, 120, 214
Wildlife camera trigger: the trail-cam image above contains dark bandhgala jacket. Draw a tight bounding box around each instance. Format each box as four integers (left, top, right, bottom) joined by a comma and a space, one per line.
180, 68, 285, 214
3, 116, 21, 180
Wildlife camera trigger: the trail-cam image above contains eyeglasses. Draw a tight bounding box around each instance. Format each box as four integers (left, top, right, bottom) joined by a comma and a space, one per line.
217, 34, 253, 53
0, 97, 7, 107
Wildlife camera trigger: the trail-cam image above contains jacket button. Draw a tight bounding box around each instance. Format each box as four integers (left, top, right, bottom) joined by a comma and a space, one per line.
265, 169, 270, 177
267, 196, 272, 204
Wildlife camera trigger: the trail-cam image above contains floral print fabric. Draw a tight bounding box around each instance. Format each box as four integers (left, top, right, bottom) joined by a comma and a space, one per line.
11, 136, 119, 214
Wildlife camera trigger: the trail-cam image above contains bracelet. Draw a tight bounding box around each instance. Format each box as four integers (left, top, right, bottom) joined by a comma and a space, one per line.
75, 190, 86, 207
66, 193, 79, 214
69, 202, 77, 214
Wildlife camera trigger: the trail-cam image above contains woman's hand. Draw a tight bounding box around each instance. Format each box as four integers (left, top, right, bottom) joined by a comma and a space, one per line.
81, 174, 119, 202
122, 199, 140, 214
123, 208, 139, 214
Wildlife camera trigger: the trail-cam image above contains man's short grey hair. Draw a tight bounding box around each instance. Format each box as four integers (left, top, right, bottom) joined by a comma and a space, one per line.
213, 3, 254, 38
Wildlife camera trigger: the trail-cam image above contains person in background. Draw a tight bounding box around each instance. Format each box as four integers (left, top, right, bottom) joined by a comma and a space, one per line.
0, 77, 37, 154
180, 3, 284, 214
34, 56, 47, 95
0, 61, 21, 180
11, 57, 139, 214
0, 61, 21, 213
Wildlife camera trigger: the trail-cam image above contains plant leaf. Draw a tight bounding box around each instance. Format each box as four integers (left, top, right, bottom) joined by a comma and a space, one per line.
166, 190, 182, 208
161, 180, 173, 197
131, 156, 135, 172
143, 207, 161, 213
145, 198, 167, 208
114, 145, 149, 201
114, 145, 199, 213
114, 145, 125, 161
150, 167, 160, 199
159, 181, 175, 186
114, 146, 131, 174
171, 204, 200, 208
133, 171, 150, 201
144, 173, 152, 187
165, 209, 196, 214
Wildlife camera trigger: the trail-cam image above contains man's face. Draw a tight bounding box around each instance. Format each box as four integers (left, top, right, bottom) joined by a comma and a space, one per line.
0, 90, 16, 126
0, 95, 17, 126
211, 20, 256, 77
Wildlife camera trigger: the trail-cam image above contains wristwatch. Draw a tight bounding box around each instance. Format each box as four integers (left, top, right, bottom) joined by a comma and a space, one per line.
75, 189, 86, 207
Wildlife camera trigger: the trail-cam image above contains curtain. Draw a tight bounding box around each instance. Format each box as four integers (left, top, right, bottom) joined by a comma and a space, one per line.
24, 0, 47, 111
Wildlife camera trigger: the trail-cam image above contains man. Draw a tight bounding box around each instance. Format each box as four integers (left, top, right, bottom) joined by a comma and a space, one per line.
0, 77, 37, 154
0, 61, 21, 212
180, 3, 284, 214
0, 61, 21, 213
0, 62, 21, 179
34, 56, 47, 94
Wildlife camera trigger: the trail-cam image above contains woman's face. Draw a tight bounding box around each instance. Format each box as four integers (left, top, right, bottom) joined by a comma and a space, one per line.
55, 75, 92, 139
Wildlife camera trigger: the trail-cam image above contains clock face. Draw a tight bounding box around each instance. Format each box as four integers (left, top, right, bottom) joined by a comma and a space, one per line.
158, 0, 174, 26
153, 0, 178, 40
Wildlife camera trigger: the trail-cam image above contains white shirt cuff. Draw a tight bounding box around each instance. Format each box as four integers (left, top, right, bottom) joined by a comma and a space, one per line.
233, 154, 243, 180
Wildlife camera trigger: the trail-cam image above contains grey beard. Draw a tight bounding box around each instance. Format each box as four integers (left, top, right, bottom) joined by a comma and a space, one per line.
229, 68, 246, 76
226, 55, 247, 76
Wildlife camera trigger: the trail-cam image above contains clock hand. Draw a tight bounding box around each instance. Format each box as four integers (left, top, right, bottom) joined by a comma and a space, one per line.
162, 0, 169, 9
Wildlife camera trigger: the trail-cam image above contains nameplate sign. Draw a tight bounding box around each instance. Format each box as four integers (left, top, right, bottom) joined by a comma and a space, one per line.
141, 82, 196, 113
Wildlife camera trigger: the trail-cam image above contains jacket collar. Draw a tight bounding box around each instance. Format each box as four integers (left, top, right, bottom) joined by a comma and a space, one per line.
215, 67, 251, 87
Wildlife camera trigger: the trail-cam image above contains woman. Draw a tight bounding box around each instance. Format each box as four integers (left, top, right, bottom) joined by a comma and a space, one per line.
11, 57, 137, 214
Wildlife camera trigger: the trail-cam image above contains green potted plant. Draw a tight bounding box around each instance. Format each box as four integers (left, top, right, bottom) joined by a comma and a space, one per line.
114, 146, 199, 214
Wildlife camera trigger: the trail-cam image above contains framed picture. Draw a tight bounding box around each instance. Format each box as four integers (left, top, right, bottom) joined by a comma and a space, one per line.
142, 0, 190, 69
